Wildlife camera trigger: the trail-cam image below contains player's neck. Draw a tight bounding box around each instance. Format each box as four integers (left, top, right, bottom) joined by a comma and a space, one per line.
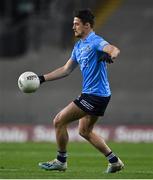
81, 29, 94, 40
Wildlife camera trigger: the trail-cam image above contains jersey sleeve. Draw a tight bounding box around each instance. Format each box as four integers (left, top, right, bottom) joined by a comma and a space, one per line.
94, 37, 109, 51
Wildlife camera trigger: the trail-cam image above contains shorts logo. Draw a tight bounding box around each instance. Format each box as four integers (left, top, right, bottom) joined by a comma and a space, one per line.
80, 99, 94, 110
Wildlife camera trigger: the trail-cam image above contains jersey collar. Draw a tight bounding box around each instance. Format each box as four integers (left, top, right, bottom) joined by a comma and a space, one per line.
81, 31, 95, 43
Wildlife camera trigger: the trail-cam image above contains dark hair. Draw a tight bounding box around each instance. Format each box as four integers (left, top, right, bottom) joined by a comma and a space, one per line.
74, 9, 95, 28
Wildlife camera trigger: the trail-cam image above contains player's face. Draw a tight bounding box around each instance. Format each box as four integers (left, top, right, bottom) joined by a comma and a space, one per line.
72, 17, 87, 38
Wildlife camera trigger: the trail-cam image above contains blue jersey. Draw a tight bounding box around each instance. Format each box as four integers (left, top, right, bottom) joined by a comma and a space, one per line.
71, 32, 111, 97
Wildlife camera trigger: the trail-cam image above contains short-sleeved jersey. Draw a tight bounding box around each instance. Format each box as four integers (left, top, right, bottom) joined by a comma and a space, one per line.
71, 32, 111, 97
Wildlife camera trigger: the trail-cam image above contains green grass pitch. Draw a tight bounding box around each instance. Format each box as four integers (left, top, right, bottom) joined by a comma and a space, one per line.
0, 142, 153, 179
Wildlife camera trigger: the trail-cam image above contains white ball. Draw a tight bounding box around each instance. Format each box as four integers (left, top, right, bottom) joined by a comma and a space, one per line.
18, 71, 40, 93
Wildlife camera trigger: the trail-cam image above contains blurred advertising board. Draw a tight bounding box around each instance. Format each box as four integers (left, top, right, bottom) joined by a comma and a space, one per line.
0, 124, 153, 142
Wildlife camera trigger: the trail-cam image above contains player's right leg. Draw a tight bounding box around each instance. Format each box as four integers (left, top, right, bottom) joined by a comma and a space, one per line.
39, 102, 87, 171
53, 102, 86, 152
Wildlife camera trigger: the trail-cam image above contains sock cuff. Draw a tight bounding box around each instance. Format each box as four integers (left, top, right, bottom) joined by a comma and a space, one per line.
58, 150, 67, 153
106, 151, 112, 157
57, 151, 68, 157
106, 152, 118, 163
107, 153, 116, 160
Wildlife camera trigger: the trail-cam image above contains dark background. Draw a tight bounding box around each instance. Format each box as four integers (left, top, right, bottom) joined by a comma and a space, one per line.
0, 0, 152, 125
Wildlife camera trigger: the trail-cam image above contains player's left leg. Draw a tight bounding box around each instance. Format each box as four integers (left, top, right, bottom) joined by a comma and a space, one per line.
78, 115, 112, 155
78, 115, 124, 173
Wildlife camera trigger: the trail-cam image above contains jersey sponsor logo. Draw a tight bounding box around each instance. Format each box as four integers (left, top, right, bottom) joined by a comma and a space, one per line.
80, 45, 91, 53
84, 45, 91, 52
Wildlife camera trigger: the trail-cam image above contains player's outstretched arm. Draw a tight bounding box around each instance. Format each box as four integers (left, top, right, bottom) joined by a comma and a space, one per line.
39, 59, 78, 84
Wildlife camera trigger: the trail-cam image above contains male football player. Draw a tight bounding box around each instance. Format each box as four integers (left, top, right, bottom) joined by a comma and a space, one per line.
38, 9, 124, 173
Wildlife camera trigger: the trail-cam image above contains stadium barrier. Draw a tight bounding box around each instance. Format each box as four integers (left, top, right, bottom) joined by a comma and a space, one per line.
0, 124, 153, 143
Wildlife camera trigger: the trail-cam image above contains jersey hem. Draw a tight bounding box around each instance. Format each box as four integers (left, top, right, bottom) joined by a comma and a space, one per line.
82, 91, 111, 97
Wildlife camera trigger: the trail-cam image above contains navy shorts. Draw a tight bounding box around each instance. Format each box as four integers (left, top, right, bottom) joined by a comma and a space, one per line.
73, 93, 111, 116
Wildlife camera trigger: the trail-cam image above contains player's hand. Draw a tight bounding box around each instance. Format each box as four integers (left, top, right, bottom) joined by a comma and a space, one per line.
100, 52, 114, 64
38, 75, 45, 84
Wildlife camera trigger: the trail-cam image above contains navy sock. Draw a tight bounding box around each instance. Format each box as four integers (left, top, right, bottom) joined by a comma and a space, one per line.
106, 151, 118, 163
57, 151, 68, 163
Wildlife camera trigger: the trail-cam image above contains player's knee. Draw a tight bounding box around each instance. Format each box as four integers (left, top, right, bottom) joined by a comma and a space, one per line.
53, 113, 63, 128
79, 128, 90, 140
